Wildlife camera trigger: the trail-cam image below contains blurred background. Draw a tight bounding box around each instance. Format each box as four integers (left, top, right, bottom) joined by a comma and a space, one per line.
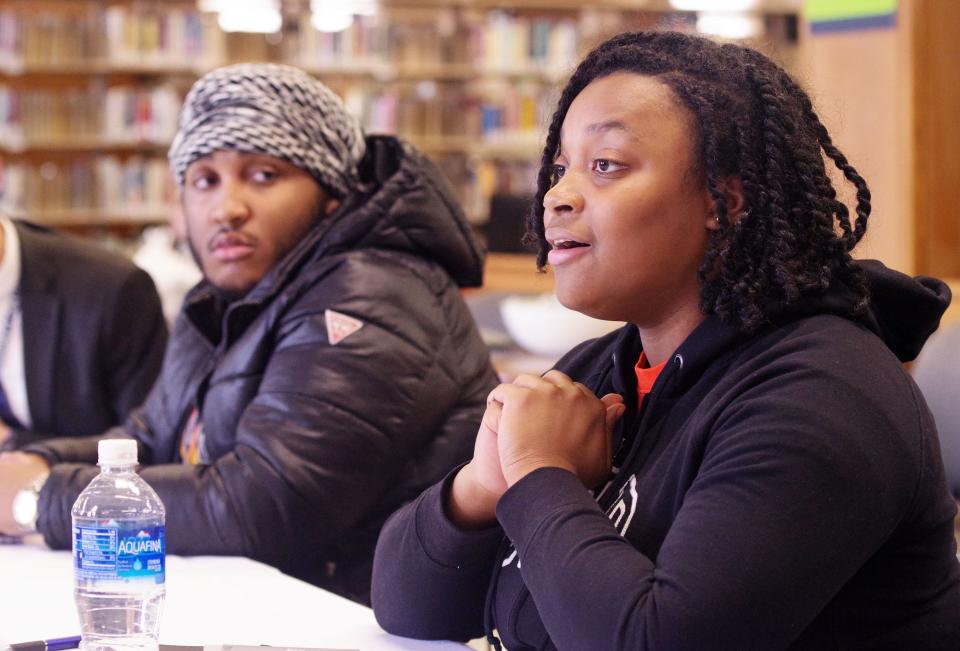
0, 0, 956, 356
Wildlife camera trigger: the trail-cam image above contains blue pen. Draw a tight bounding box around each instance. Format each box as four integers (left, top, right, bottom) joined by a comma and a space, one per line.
5, 636, 81, 651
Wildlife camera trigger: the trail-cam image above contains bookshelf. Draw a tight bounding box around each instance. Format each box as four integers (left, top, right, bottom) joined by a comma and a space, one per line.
0, 0, 221, 228
0, 0, 798, 244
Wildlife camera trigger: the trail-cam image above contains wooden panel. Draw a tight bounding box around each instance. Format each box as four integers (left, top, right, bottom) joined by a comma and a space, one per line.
479, 253, 554, 294
795, 12, 914, 272
913, 0, 960, 278
942, 279, 960, 326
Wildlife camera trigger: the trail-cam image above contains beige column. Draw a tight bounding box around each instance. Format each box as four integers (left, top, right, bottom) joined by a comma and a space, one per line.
793, 1, 915, 273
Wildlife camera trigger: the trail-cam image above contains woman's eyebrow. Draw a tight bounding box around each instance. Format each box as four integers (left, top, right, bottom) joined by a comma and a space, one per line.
557, 117, 649, 152
584, 119, 644, 143
586, 119, 628, 134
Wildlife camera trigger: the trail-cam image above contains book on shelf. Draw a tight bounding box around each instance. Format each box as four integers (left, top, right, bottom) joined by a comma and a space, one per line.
480, 11, 577, 75
0, 157, 174, 224
103, 6, 224, 67
292, 8, 579, 79
0, 5, 223, 72
1, 1, 682, 230
103, 85, 182, 145
0, 83, 182, 149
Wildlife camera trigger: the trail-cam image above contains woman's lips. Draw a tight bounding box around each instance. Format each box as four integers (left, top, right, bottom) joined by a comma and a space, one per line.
545, 230, 592, 267
547, 243, 591, 266
210, 232, 256, 262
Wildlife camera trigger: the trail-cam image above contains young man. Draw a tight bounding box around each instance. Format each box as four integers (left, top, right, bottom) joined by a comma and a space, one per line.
0, 64, 497, 604
0, 216, 166, 450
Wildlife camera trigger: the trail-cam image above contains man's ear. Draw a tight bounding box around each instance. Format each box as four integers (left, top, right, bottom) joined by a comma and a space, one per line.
706, 176, 747, 231
323, 197, 341, 216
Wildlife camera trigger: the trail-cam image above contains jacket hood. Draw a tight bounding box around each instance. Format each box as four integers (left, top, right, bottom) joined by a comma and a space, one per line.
783, 259, 951, 362
310, 135, 485, 287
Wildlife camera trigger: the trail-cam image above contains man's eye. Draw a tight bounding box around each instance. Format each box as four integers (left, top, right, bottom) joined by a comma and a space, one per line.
192, 175, 215, 190
251, 169, 277, 183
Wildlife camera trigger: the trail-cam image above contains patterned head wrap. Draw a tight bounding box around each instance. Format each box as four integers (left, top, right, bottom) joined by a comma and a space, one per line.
168, 63, 366, 198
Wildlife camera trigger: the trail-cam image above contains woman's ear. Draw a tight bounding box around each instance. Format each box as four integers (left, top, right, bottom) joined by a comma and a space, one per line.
706, 176, 747, 230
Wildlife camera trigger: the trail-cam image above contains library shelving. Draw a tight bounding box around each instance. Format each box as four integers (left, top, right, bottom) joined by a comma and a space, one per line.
0, 0, 798, 237
0, 0, 222, 228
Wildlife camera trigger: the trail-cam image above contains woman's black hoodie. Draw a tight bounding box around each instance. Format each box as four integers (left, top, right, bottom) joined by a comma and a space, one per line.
372, 260, 960, 650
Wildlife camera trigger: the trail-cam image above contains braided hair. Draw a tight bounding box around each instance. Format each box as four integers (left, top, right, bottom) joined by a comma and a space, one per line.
526, 31, 871, 333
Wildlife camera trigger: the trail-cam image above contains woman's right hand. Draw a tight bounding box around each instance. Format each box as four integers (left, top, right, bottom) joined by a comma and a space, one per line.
446, 397, 508, 529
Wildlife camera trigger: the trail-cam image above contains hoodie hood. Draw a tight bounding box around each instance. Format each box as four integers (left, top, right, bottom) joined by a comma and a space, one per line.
309, 135, 485, 288
857, 260, 951, 361
782, 259, 951, 362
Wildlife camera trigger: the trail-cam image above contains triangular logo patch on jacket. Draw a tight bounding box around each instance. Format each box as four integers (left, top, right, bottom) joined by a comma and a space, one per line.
325, 309, 364, 346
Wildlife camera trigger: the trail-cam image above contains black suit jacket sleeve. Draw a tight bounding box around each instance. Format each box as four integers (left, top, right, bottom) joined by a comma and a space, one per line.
10, 269, 166, 449
99, 267, 168, 424
7, 221, 167, 449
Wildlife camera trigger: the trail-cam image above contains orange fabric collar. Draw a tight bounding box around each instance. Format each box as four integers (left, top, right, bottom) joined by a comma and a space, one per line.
634, 352, 667, 403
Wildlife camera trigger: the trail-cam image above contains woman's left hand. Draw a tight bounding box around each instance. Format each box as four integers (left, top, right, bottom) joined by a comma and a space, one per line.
491, 371, 625, 489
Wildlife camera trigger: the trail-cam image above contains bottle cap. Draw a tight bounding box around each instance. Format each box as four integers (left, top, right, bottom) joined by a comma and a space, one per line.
97, 439, 138, 466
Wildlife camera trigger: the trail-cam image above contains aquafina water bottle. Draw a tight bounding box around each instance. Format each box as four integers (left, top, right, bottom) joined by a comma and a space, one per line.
72, 439, 165, 651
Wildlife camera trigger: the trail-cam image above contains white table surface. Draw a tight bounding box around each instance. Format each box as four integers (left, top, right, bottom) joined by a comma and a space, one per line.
0, 542, 465, 651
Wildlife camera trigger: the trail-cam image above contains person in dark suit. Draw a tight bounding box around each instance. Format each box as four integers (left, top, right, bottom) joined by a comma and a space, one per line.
0, 217, 167, 450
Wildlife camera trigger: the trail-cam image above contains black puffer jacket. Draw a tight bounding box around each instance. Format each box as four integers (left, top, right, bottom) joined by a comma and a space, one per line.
28, 136, 498, 604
